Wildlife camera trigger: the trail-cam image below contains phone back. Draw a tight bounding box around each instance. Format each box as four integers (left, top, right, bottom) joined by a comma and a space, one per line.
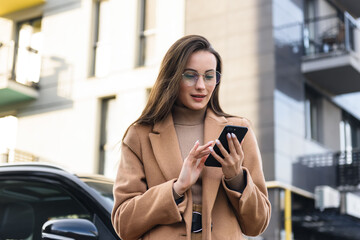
205, 125, 248, 167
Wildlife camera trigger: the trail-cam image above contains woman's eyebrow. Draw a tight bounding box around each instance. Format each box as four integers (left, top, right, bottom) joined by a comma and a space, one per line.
184, 68, 197, 72
183, 68, 215, 72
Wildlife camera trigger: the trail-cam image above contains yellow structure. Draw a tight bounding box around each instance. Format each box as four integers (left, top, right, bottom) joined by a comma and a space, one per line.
0, 0, 45, 16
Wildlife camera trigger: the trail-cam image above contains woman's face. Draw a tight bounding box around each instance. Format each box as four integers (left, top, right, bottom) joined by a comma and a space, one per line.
176, 50, 217, 111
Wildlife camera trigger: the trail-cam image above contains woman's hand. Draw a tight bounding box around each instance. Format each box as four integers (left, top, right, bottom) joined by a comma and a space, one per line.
210, 133, 244, 179
173, 140, 213, 196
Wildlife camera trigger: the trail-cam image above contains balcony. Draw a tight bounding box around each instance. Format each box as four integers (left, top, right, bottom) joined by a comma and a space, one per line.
301, 12, 360, 95
329, 0, 360, 18
292, 150, 360, 239
0, 41, 39, 107
293, 149, 360, 192
0, 0, 45, 16
0, 148, 39, 163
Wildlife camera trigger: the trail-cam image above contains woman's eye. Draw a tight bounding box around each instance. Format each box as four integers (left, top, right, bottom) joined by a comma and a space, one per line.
184, 73, 197, 78
205, 75, 214, 80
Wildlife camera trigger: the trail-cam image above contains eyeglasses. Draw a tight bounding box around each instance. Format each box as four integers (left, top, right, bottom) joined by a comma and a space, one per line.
181, 70, 221, 86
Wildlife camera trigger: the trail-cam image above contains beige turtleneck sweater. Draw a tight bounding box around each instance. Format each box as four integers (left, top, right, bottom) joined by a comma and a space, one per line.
172, 105, 206, 204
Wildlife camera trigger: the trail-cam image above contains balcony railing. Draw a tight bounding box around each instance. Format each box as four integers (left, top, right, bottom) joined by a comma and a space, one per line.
303, 12, 358, 58
0, 41, 39, 107
300, 12, 360, 95
0, 41, 14, 81
0, 148, 39, 163
0, 40, 42, 86
294, 149, 360, 192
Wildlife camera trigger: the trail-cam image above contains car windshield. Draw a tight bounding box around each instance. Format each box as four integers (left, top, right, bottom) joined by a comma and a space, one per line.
80, 176, 114, 208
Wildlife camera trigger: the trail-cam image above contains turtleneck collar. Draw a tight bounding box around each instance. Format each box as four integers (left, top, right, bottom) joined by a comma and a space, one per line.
172, 105, 207, 126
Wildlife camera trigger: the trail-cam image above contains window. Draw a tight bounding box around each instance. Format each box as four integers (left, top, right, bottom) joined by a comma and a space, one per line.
138, 0, 156, 66
305, 87, 322, 142
98, 96, 118, 178
13, 17, 42, 85
340, 112, 360, 152
90, 0, 101, 77
0, 116, 17, 163
90, 0, 111, 77
0, 179, 91, 239
304, 0, 316, 55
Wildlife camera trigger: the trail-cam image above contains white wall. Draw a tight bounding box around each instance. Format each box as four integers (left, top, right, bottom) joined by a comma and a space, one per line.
13, 0, 185, 176
0, 18, 14, 80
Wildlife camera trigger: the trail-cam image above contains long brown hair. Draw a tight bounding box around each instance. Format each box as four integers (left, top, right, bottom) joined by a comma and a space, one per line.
124, 35, 230, 138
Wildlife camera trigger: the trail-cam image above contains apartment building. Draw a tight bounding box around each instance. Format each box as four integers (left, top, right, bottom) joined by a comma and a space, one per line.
0, 0, 360, 239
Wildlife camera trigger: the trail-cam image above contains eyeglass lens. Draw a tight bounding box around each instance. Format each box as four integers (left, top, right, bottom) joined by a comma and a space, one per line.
182, 70, 220, 85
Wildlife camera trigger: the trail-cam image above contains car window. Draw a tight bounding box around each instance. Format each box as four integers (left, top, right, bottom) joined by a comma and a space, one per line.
0, 179, 92, 240
80, 177, 114, 206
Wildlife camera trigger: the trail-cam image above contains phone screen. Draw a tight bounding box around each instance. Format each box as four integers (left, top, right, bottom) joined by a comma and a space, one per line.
205, 125, 248, 167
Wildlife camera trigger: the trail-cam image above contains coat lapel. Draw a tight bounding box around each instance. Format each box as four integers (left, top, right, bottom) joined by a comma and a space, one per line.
149, 113, 183, 181
202, 109, 228, 236
149, 113, 193, 237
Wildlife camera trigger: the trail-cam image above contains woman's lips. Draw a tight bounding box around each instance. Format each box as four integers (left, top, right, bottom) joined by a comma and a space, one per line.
191, 94, 206, 102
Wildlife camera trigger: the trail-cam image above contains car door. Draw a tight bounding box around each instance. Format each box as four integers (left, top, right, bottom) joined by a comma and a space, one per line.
0, 170, 119, 240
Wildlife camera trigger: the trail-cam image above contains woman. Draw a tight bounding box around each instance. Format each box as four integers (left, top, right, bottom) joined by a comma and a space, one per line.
112, 35, 271, 240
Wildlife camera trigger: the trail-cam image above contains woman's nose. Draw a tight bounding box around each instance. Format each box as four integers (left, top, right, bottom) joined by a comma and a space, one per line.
195, 76, 206, 89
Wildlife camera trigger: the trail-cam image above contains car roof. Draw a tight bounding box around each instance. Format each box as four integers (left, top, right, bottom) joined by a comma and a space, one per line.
0, 162, 114, 213
0, 162, 67, 171
0, 162, 114, 189
0, 163, 114, 181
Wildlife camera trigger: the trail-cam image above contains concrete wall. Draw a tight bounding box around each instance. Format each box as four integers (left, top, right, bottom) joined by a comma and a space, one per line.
322, 98, 341, 150
185, 0, 276, 181
5, 0, 184, 174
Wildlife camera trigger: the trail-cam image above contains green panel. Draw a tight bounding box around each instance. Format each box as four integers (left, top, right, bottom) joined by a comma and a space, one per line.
0, 88, 35, 106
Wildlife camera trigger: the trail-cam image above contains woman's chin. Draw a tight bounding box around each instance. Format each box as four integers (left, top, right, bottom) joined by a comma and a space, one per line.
186, 103, 208, 111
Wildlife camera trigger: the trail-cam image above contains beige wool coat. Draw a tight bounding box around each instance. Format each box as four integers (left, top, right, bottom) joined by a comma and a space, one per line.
112, 109, 271, 240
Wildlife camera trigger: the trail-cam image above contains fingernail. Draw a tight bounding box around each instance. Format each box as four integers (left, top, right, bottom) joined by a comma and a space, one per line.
207, 140, 214, 144
231, 133, 236, 138
216, 139, 220, 145
209, 146, 213, 152
227, 133, 231, 138
195, 140, 199, 144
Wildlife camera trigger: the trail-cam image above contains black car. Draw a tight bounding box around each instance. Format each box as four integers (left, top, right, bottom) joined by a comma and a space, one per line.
0, 163, 120, 240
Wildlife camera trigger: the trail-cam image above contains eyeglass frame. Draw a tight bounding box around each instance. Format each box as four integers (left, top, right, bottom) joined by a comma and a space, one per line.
181, 69, 221, 86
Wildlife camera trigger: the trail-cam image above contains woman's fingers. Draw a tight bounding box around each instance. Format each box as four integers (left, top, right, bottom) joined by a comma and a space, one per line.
227, 133, 237, 155
215, 138, 230, 158
197, 141, 214, 151
196, 155, 208, 170
209, 148, 225, 166
187, 140, 213, 165
187, 141, 199, 158
232, 133, 243, 156
193, 141, 213, 156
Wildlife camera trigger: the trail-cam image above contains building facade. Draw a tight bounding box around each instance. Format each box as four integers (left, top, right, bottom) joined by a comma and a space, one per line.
1, 0, 360, 239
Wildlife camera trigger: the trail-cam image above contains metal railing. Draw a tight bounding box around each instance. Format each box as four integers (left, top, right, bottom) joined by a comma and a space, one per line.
303, 12, 358, 58
0, 41, 14, 81
0, 148, 39, 163
273, 11, 359, 60
297, 149, 360, 188
0, 40, 40, 86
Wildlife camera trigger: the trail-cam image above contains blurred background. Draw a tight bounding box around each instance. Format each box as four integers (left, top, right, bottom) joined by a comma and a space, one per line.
0, 0, 360, 239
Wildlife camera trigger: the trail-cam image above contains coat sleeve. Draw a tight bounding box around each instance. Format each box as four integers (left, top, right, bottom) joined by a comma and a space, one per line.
222, 119, 271, 236
111, 125, 187, 240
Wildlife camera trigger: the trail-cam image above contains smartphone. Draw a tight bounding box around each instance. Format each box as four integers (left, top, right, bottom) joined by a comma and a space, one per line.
205, 125, 248, 167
